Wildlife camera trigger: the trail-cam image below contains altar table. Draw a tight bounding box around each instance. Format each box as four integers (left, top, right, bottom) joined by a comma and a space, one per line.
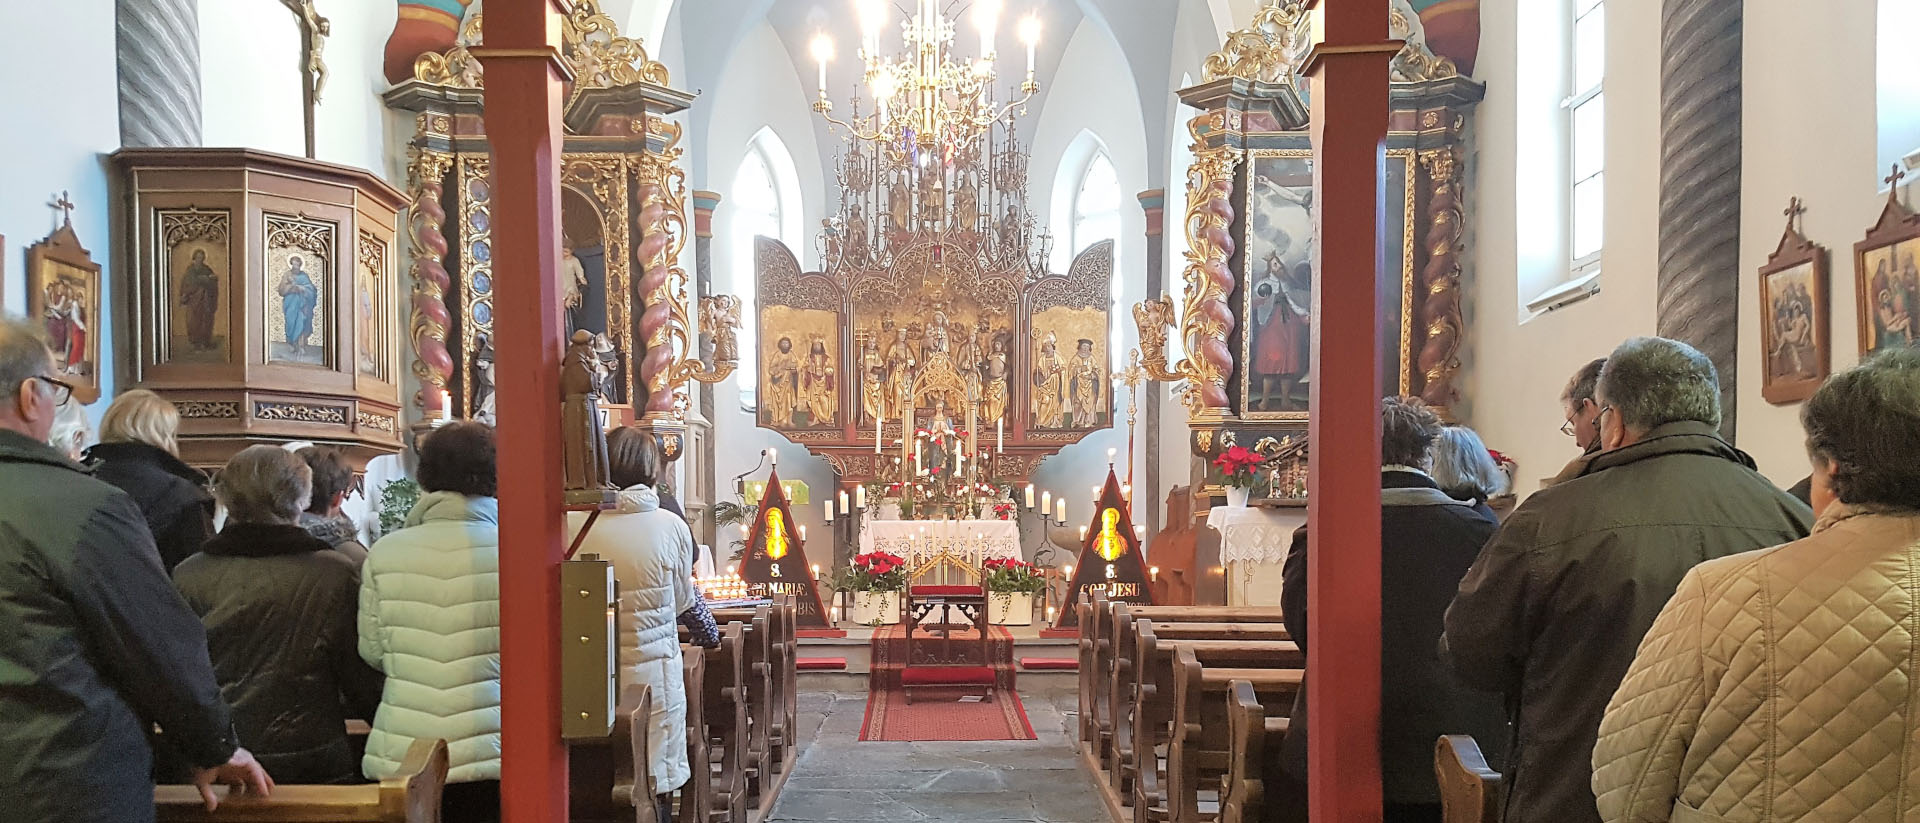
859, 519, 1023, 572
1207, 505, 1306, 607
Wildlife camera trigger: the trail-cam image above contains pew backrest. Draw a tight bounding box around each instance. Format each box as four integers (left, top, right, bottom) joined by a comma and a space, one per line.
156, 738, 449, 823
1435, 735, 1503, 823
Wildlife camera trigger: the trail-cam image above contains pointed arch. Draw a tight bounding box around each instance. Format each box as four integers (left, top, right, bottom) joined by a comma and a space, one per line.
729, 126, 803, 410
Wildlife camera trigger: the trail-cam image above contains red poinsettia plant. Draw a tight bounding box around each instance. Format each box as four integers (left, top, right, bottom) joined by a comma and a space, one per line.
991, 501, 1016, 521
1212, 445, 1266, 489
982, 558, 1047, 595
838, 551, 908, 592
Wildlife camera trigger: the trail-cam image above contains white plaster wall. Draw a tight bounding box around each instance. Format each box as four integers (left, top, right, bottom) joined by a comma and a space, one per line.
703, 21, 834, 549
1460, 0, 1662, 495
0, 0, 122, 422
1737, 0, 1882, 483
1027, 18, 1155, 554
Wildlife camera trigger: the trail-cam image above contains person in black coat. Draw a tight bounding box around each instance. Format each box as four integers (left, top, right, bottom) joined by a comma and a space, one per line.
174, 446, 384, 784
0, 319, 271, 822
1276, 397, 1509, 823
85, 389, 216, 572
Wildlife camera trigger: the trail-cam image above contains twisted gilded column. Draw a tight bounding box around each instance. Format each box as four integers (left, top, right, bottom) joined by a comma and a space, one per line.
406, 146, 455, 415
1657, 0, 1742, 438
116, 0, 202, 147
1418, 145, 1466, 408
1187, 160, 1238, 414
635, 173, 680, 415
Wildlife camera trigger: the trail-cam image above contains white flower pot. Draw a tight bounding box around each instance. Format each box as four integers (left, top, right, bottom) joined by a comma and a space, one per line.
847, 590, 900, 625
1225, 485, 1252, 507
988, 591, 1035, 626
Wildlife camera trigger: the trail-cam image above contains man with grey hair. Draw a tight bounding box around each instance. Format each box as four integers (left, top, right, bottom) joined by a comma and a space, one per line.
0, 316, 272, 821
1440, 337, 1812, 823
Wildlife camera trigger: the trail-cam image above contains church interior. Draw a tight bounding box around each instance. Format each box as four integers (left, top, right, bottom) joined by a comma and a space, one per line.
2, 0, 1918, 821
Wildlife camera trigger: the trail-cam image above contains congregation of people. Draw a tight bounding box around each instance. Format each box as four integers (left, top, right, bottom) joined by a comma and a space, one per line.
0, 315, 717, 823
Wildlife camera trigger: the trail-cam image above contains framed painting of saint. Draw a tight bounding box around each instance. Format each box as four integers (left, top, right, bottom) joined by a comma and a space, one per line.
160, 209, 232, 363
757, 305, 841, 430
264, 214, 333, 367
1028, 307, 1108, 430
1757, 200, 1829, 405
26, 218, 103, 404
1855, 182, 1920, 357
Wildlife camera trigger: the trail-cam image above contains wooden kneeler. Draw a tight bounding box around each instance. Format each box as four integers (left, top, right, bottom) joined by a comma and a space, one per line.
1435, 735, 1503, 823
156, 738, 449, 823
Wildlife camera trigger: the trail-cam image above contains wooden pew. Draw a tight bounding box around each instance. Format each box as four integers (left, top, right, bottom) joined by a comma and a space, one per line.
1165, 647, 1303, 823
156, 738, 449, 823
1088, 604, 1288, 767
701, 623, 749, 823
1436, 735, 1503, 823
1116, 627, 1298, 805
1075, 590, 1111, 745
1108, 620, 1294, 790
678, 647, 710, 823
1217, 680, 1289, 823
572, 684, 672, 823
765, 594, 796, 773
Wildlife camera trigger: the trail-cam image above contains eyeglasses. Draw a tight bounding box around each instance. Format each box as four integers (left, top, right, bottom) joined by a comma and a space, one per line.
1560, 417, 1578, 437
30, 375, 74, 406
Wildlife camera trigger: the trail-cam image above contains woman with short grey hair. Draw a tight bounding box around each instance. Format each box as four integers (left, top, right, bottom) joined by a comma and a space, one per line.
1430, 425, 1508, 515
1595, 347, 1920, 822
173, 445, 383, 784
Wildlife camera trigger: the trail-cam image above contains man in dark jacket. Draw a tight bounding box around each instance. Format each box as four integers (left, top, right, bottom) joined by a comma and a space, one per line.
1280, 396, 1509, 821
1441, 337, 1812, 823
0, 318, 271, 821
177, 445, 384, 784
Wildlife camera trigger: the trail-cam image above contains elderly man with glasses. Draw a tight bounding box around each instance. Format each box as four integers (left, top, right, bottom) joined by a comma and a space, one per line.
1439, 337, 1812, 823
1543, 358, 1608, 487
0, 316, 272, 822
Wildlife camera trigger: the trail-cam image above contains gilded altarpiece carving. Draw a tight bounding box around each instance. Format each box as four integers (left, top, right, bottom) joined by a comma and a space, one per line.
111, 148, 407, 471
385, 0, 734, 456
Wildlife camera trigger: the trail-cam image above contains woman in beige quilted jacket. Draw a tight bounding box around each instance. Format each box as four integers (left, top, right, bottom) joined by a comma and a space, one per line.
1592, 347, 1920, 823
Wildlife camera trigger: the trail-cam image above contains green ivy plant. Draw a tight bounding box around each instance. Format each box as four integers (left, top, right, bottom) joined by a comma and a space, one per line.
712, 499, 760, 562
376, 478, 422, 537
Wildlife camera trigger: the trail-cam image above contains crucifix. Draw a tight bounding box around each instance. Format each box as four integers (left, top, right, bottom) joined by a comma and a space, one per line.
279, 0, 331, 159
1887, 164, 1909, 206
47, 191, 75, 228
1116, 348, 1145, 489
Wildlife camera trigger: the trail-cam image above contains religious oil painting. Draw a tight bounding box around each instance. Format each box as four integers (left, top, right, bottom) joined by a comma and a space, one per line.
26, 219, 102, 404
1240, 149, 1413, 419
356, 230, 390, 380
1857, 236, 1920, 356
160, 209, 232, 364
758, 305, 842, 429
1756, 209, 1829, 406
264, 215, 334, 367
1029, 305, 1108, 430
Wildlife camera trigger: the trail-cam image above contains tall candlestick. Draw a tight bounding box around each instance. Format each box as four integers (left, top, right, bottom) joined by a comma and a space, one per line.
1056, 499, 1066, 524
809, 34, 831, 96
997, 419, 1004, 453
1041, 490, 1052, 515
855, 484, 867, 509
876, 424, 883, 453
1025, 484, 1036, 508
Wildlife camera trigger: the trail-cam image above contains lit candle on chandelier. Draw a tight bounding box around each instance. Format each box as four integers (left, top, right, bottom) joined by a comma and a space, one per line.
1041, 490, 1052, 516
1018, 14, 1040, 76
809, 33, 833, 97
1056, 499, 1067, 525
1025, 484, 1036, 509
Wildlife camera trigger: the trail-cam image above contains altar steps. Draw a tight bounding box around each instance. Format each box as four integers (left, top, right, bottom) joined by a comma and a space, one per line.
795, 625, 1079, 693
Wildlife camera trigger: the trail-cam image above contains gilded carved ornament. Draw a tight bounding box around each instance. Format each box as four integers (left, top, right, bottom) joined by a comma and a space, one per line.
1135, 112, 1241, 419
1201, 0, 1458, 86
411, 0, 672, 94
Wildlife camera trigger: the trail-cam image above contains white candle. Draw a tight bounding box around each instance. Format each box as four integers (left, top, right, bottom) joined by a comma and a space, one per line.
1018, 15, 1040, 74
1149, 565, 1159, 580
1107, 447, 1116, 464
438, 388, 451, 422
812, 563, 821, 579
1122, 483, 1131, 502
1056, 499, 1066, 524
1065, 564, 1074, 577
1078, 525, 1087, 541
800, 525, 808, 541
1025, 484, 1036, 508
839, 490, 850, 515
855, 484, 867, 509
997, 419, 1004, 452
824, 500, 835, 523
768, 448, 778, 466
1041, 490, 1052, 515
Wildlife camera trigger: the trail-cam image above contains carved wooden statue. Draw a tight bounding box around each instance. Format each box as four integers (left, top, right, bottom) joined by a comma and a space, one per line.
563, 329, 614, 499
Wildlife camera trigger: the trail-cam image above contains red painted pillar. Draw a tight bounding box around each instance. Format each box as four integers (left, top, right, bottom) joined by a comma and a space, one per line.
476, 2, 571, 821
1302, 3, 1398, 821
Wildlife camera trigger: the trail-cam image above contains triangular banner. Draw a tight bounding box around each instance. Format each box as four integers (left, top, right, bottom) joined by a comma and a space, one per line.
738, 466, 831, 627
1054, 466, 1153, 628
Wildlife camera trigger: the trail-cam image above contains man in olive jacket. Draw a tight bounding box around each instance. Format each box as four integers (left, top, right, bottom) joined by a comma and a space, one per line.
1441, 338, 1812, 823
0, 318, 271, 821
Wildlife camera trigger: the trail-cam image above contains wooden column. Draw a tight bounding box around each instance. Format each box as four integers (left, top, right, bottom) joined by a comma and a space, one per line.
1302, 3, 1396, 819
694, 190, 721, 543
476, 2, 571, 820
1138, 189, 1165, 541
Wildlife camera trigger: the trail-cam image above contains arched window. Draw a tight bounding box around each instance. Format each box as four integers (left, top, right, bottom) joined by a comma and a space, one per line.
1071, 151, 1124, 356
730, 131, 800, 410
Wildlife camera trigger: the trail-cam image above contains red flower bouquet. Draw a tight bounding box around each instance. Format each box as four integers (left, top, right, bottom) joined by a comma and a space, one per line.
839, 551, 908, 592
1211, 445, 1266, 489
983, 558, 1046, 595
991, 501, 1016, 521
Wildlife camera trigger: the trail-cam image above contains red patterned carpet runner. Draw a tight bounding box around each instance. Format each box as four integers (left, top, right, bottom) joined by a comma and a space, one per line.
859, 623, 1036, 742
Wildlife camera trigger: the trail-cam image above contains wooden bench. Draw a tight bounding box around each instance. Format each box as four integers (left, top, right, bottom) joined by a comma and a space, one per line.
1109, 621, 1295, 791
699, 623, 749, 823
571, 684, 663, 823
678, 647, 710, 823
1117, 629, 1299, 806
1087, 604, 1289, 768
1164, 647, 1303, 823
155, 738, 449, 823
1436, 735, 1503, 823
1217, 680, 1289, 823
711, 606, 774, 809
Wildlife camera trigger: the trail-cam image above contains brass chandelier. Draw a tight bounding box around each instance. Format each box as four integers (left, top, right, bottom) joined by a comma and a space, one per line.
809, 0, 1042, 154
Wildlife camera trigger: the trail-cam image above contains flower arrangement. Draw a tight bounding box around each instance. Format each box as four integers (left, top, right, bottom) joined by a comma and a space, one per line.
1212, 445, 1266, 489
991, 501, 1015, 521
982, 557, 1047, 595
837, 551, 908, 592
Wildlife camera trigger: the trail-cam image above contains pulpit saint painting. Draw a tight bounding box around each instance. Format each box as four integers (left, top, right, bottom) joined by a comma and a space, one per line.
172, 245, 229, 362
264, 216, 333, 367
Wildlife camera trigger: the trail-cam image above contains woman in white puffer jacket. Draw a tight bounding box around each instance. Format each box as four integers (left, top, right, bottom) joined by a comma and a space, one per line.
567, 427, 718, 822
358, 422, 501, 823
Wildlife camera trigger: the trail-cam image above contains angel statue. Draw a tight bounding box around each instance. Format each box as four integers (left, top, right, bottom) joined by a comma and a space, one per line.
699, 294, 743, 365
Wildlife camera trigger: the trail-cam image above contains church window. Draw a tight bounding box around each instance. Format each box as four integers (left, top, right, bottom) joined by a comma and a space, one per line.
731, 132, 799, 412
1567, 0, 1605, 270
1879, 0, 1920, 179
1072, 150, 1124, 357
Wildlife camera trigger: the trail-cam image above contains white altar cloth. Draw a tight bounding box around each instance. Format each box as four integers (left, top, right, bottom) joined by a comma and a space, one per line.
859, 519, 1023, 569
1206, 506, 1305, 606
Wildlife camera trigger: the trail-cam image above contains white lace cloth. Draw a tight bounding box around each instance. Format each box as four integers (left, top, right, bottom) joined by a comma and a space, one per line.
1207, 506, 1300, 566
859, 519, 1023, 569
